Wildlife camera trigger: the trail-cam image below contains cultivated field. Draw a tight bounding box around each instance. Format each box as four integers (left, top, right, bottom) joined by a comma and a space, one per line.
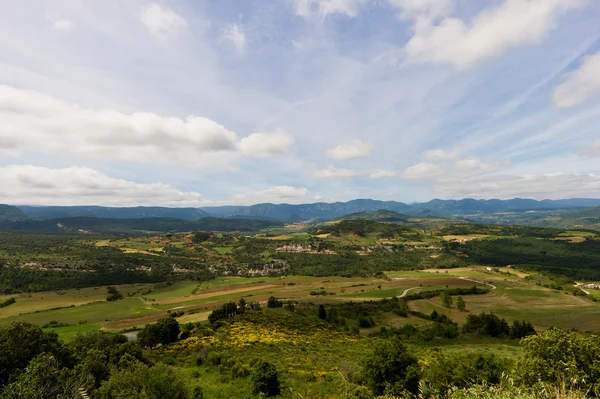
2, 265, 598, 340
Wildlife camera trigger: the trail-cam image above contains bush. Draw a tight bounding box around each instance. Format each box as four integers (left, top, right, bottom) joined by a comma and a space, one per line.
0, 297, 15, 308
106, 287, 123, 302
363, 337, 420, 396
267, 297, 283, 308
318, 305, 327, 320
463, 313, 509, 338
513, 328, 600, 390
137, 318, 180, 348
250, 361, 280, 397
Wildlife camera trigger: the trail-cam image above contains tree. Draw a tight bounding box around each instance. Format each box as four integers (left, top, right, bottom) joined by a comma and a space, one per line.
318, 305, 327, 320
440, 291, 453, 308
1, 354, 81, 399
98, 361, 190, 399
514, 328, 600, 390
509, 320, 536, 339
456, 296, 466, 311
463, 313, 509, 338
267, 296, 282, 308
191, 232, 211, 243
137, 318, 180, 349
106, 286, 123, 302
238, 298, 247, 314
0, 322, 71, 388
250, 361, 280, 397
363, 337, 420, 396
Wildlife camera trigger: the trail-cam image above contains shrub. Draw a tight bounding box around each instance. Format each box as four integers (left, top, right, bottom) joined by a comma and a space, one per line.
267, 297, 283, 308
363, 337, 420, 396
251, 361, 280, 397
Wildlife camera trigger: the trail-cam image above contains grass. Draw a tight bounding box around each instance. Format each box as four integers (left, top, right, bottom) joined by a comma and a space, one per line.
212, 246, 233, 254
0, 284, 154, 319
4, 266, 600, 340
44, 323, 102, 342
145, 281, 200, 301
0, 297, 155, 327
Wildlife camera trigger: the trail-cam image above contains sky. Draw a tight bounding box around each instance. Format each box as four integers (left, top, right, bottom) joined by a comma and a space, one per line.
0, 0, 599, 207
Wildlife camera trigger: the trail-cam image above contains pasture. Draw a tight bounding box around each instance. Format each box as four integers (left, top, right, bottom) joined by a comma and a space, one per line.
2, 266, 599, 341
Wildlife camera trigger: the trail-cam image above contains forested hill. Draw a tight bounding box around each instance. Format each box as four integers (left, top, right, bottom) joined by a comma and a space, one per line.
335, 210, 411, 222
17, 205, 209, 220
202, 198, 600, 219
0, 205, 28, 222
6, 198, 600, 224
0, 216, 281, 235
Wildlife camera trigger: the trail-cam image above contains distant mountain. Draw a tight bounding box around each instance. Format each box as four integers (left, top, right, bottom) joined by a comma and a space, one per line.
0, 205, 28, 222
7, 198, 600, 225
202, 199, 411, 221
336, 210, 411, 222
407, 198, 600, 217
0, 217, 280, 235
18, 206, 209, 221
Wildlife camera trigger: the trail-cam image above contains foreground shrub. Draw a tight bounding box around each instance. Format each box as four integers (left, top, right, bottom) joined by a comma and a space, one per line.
363, 337, 420, 396
513, 328, 600, 391
251, 360, 280, 397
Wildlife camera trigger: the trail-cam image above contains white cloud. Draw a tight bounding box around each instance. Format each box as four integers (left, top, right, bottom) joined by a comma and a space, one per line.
314, 165, 396, 180
0, 165, 205, 207
422, 148, 459, 162
313, 165, 365, 179
50, 20, 74, 32
223, 24, 247, 53
239, 129, 294, 157
403, 153, 508, 180
402, 151, 600, 199
294, 0, 367, 20
387, 0, 453, 19
229, 185, 315, 204
368, 169, 397, 179
579, 141, 600, 157
400, 0, 586, 69
0, 85, 289, 169
140, 4, 187, 39
326, 139, 374, 160
553, 52, 600, 108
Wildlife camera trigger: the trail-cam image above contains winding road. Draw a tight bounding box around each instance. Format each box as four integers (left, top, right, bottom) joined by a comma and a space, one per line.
397, 277, 496, 299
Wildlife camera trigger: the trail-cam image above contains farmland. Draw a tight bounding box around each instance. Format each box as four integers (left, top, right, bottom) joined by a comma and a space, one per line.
1, 220, 600, 398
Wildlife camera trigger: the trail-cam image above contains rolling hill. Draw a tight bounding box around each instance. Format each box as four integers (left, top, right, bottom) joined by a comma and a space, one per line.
335, 210, 411, 222
17, 206, 209, 221
0, 205, 28, 222
0, 217, 281, 235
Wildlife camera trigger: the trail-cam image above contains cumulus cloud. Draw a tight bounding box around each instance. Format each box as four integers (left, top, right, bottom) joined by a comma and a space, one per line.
402, 151, 600, 199
294, 0, 367, 20
239, 130, 294, 157
229, 185, 316, 205
422, 149, 459, 162
326, 139, 374, 160
140, 4, 187, 39
0, 86, 291, 169
553, 52, 600, 108
403, 154, 508, 180
368, 169, 397, 179
0, 165, 205, 206
313, 165, 365, 179
223, 24, 246, 52
314, 165, 396, 180
578, 141, 600, 157
397, 0, 586, 69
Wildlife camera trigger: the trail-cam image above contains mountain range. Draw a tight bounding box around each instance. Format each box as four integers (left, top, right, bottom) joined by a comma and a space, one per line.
7, 198, 600, 222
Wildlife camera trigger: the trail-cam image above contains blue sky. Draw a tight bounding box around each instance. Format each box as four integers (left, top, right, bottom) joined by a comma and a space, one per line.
0, 0, 599, 206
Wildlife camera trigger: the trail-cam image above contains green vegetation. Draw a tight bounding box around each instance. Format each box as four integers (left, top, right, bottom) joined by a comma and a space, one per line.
0, 216, 600, 397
